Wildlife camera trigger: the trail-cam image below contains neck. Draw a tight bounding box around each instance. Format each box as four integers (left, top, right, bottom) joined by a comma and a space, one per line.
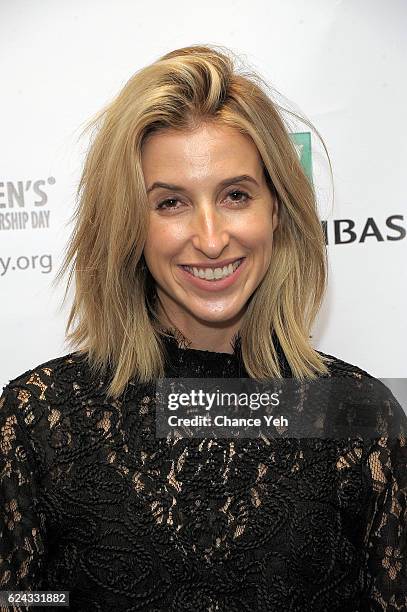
154, 303, 244, 355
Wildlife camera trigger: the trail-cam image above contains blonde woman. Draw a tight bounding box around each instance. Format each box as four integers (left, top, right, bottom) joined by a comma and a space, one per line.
1, 45, 406, 611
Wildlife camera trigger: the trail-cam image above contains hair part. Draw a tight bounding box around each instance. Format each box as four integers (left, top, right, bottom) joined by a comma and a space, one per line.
54, 43, 333, 399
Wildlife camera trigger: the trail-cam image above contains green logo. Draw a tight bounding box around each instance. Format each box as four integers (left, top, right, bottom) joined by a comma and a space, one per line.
290, 132, 313, 184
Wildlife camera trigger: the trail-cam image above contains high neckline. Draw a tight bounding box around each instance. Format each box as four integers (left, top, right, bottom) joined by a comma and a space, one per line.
158, 326, 292, 378
158, 326, 242, 359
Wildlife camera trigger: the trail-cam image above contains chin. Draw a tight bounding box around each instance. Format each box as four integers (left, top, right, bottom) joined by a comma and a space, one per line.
184, 303, 245, 325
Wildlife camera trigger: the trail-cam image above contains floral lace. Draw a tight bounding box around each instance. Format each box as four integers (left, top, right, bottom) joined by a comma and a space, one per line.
0, 334, 406, 611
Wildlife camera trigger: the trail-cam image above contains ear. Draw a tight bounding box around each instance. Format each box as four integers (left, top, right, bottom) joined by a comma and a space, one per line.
272, 194, 279, 231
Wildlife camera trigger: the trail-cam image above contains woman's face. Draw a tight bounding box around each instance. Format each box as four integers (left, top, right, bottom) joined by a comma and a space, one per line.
142, 122, 278, 331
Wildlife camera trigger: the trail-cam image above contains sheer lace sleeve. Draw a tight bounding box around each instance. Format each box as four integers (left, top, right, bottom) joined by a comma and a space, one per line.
0, 383, 46, 600
363, 390, 407, 610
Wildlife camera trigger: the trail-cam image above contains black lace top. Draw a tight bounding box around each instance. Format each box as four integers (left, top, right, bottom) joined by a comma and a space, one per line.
1, 333, 406, 611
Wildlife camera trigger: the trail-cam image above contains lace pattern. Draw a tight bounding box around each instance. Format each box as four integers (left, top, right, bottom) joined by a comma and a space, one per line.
1, 336, 406, 611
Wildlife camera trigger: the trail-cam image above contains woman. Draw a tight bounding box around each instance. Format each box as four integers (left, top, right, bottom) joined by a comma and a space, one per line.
1, 45, 406, 611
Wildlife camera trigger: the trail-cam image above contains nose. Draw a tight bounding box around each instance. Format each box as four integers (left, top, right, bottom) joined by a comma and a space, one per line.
190, 203, 230, 257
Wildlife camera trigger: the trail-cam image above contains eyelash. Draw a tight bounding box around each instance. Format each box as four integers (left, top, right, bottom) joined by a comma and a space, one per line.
155, 190, 252, 211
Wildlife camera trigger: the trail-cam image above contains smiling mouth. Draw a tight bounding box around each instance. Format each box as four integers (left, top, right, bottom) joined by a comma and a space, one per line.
179, 258, 244, 281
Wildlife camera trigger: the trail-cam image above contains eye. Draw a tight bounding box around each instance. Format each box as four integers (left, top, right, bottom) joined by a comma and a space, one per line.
226, 189, 251, 205
155, 198, 183, 211
155, 189, 252, 212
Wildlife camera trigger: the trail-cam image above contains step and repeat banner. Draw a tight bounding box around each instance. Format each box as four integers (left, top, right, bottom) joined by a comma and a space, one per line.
1, 0, 406, 389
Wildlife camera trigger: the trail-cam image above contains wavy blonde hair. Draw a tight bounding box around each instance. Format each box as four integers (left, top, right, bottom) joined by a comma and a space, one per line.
54, 44, 333, 399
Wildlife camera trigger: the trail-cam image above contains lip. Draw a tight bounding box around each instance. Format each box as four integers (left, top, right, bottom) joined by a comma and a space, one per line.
177, 258, 246, 292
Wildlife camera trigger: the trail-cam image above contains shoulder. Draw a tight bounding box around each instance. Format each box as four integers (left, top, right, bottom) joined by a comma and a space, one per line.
316, 349, 407, 439
316, 349, 374, 379
1, 351, 107, 433
3, 351, 94, 405
5, 351, 86, 389
316, 348, 395, 402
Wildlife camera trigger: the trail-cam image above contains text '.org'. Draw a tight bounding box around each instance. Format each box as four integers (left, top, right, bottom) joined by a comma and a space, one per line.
0, 254, 52, 276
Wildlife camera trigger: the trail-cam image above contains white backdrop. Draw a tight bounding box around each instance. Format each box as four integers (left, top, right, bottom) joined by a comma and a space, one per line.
1, 0, 406, 391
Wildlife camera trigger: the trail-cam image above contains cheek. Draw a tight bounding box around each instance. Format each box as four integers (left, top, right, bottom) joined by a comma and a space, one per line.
241, 219, 275, 275
143, 219, 183, 266
241, 219, 275, 251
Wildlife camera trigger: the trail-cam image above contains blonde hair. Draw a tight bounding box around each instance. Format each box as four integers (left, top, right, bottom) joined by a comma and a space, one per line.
54, 44, 333, 399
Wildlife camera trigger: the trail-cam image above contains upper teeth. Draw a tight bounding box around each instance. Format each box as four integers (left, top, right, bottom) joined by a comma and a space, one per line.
183, 259, 242, 280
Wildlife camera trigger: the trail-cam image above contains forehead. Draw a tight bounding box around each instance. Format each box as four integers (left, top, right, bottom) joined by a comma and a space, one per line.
141, 123, 263, 180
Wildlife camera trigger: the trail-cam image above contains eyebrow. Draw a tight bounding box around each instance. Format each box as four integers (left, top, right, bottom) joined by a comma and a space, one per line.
146, 174, 259, 194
